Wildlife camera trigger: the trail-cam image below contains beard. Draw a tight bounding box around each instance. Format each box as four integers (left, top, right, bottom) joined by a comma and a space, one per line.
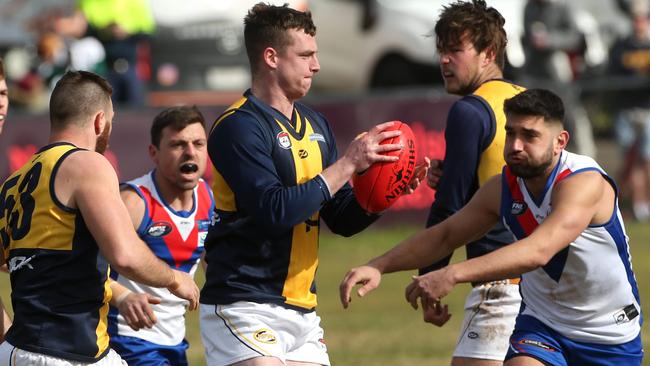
95, 124, 111, 154
507, 147, 554, 179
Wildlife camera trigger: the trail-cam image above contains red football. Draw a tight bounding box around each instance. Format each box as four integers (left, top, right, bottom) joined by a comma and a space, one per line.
352, 121, 418, 213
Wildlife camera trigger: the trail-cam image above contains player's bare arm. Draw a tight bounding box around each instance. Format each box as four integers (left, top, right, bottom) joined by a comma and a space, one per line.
406, 170, 609, 309
320, 121, 402, 195
339, 176, 502, 308
55, 150, 199, 310
111, 189, 162, 330
120, 187, 145, 230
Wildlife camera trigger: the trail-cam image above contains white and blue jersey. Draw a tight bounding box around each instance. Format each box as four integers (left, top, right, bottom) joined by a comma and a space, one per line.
108, 171, 214, 347
500, 151, 641, 345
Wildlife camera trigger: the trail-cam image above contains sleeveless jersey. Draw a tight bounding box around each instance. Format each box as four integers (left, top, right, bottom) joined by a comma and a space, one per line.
500, 151, 642, 344
0, 142, 111, 362
472, 79, 525, 185
108, 171, 214, 346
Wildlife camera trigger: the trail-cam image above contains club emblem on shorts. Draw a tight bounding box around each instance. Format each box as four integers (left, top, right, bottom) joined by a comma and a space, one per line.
511, 201, 527, 215
467, 332, 479, 339
277, 131, 292, 149
519, 339, 556, 352
253, 329, 277, 344
147, 221, 173, 237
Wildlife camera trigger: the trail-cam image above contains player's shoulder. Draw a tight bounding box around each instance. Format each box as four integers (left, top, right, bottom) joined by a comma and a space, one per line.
451, 96, 490, 120
120, 184, 145, 210
213, 98, 262, 130
59, 149, 116, 179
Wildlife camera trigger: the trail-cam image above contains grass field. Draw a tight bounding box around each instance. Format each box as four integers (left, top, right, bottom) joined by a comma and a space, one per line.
0, 223, 647, 365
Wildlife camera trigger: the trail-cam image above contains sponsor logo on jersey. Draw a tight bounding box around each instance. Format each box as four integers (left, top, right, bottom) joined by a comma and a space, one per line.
298, 149, 309, 159
253, 329, 277, 344
147, 221, 173, 237
277, 131, 292, 149
309, 133, 325, 142
511, 201, 527, 215
613, 304, 639, 325
198, 220, 211, 247
8, 255, 35, 273
467, 332, 479, 339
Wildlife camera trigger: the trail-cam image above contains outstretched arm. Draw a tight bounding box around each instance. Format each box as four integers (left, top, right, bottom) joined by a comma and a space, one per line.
339, 176, 502, 308
406, 171, 609, 308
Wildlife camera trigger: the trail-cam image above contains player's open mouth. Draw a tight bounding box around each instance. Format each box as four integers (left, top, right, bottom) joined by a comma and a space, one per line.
180, 163, 198, 173
0, 115, 5, 122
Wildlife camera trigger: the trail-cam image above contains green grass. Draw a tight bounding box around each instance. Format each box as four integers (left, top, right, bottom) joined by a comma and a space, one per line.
0, 224, 648, 365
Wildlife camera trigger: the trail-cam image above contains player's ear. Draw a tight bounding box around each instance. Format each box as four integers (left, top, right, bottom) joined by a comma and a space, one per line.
263, 46, 279, 69
93, 110, 105, 136
482, 46, 496, 67
555, 129, 570, 153
148, 144, 158, 163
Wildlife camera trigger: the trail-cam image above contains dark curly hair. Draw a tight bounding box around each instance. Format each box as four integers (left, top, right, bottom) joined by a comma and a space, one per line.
244, 3, 316, 74
435, 0, 508, 70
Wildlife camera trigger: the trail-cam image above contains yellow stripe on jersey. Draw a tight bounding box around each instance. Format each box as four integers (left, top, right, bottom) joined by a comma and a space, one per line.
212, 170, 236, 212
279, 114, 322, 309
474, 80, 525, 186
95, 277, 112, 357
210, 96, 248, 133
210, 96, 248, 211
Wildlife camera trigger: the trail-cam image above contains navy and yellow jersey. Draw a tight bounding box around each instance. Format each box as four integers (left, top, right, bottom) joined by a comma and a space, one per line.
0, 142, 111, 362
421, 80, 524, 273
202, 89, 377, 311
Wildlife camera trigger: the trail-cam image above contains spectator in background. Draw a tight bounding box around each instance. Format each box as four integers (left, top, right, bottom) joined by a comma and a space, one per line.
608, 0, 650, 221
35, 7, 105, 91
7, 3, 105, 112
78, 0, 155, 106
521, 0, 597, 157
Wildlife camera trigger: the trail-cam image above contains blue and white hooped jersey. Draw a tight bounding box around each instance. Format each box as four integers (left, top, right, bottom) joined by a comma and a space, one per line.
500, 151, 641, 344
109, 171, 214, 346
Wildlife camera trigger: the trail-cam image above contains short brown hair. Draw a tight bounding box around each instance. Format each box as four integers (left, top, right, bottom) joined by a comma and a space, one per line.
49, 71, 113, 129
151, 105, 206, 147
0, 58, 5, 80
244, 3, 316, 73
435, 0, 507, 70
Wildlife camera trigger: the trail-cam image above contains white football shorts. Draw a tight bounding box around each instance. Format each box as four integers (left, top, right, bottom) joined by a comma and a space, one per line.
0, 341, 126, 366
200, 301, 331, 366
453, 281, 522, 361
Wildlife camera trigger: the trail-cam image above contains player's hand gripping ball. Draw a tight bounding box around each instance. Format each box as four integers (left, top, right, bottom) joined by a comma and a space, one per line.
352, 121, 417, 213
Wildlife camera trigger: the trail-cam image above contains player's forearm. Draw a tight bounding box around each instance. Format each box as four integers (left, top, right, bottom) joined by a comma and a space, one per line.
448, 238, 545, 284
109, 243, 175, 289
109, 280, 132, 307
369, 225, 457, 274
320, 155, 356, 196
